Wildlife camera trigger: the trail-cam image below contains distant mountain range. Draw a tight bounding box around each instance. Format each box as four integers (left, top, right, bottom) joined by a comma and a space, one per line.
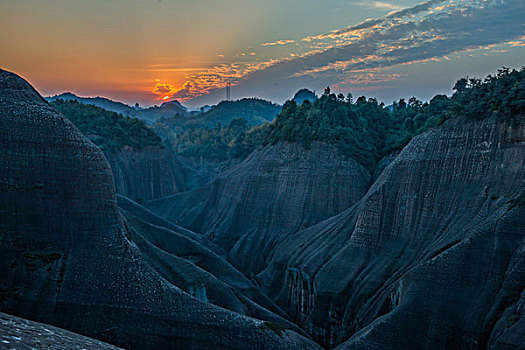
46, 92, 188, 124
160, 98, 281, 130
46, 93, 281, 127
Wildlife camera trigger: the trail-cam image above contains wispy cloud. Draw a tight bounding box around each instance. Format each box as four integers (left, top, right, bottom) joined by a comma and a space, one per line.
154, 83, 174, 94
262, 39, 296, 46
173, 0, 525, 104
356, 1, 403, 11
506, 35, 525, 47
171, 59, 280, 101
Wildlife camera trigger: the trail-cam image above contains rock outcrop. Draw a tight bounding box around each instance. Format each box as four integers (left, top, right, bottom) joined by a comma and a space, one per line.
106, 146, 209, 201
146, 141, 371, 278
0, 69, 320, 350
257, 114, 525, 349
0, 312, 123, 350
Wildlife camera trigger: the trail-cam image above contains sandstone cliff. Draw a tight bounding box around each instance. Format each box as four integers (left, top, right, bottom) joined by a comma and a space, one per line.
106, 146, 210, 201
146, 141, 371, 278
257, 114, 525, 349
0, 69, 320, 350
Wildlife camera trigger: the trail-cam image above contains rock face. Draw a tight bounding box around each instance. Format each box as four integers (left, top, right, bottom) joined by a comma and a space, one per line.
116, 194, 302, 332
0, 312, 123, 350
106, 146, 209, 201
0, 69, 321, 350
257, 114, 525, 349
146, 141, 371, 278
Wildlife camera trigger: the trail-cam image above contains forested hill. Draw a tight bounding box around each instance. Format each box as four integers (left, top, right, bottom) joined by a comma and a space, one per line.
51, 99, 163, 153
262, 67, 525, 169
157, 98, 280, 130
262, 90, 447, 170
193, 98, 281, 127
47, 92, 136, 115
152, 98, 281, 162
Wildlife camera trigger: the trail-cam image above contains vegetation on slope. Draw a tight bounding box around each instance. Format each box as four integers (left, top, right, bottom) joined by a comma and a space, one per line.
450, 67, 525, 119
262, 89, 446, 169
187, 98, 281, 128
54, 68, 525, 167
154, 118, 264, 162
51, 99, 163, 153
154, 98, 280, 131
261, 67, 524, 169
152, 98, 279, 162
292, 89, 317, 104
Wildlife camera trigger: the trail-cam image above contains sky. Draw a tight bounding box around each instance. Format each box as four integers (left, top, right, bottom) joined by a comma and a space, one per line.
1, 0, 524, 108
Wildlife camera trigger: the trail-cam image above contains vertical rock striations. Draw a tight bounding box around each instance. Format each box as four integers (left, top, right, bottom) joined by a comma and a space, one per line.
106, 146, 209, 201
258, 114, 525, 349
146, 141, 371, 278
0, 69, 320, 350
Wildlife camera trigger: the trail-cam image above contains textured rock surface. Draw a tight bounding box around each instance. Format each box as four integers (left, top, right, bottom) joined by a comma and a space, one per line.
106, 146, 209, 201
258, 114, 525, 349
117, 194, 305, 334
0, 69, 321, 350
0, 312, 122, 349
147, 141, 371, 277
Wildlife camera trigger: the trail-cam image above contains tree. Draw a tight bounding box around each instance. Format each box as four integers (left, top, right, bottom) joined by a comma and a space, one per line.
453, 77, 469, 94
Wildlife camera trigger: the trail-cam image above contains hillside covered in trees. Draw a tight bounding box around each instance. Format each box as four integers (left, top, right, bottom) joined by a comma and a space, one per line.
51, 99, 163, 153
155, 118, 254, 161
155, 98, 280, 131
152, 98, 278, 162
262, 67, 524, 169
54, 68, 525, 169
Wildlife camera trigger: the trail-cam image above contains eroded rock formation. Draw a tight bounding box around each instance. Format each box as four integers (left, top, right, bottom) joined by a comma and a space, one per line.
2, 67, 524, 350
257, 114, 525, 349
0, 69, 320, 350
107, 146, 210, 201
146, 141, 371, 278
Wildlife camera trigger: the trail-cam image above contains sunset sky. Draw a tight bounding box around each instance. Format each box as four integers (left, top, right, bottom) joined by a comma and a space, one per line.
1, 0, 524, 108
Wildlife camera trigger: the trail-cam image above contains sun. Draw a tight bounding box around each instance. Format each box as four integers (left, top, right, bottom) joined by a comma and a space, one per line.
162, 95, 170, 101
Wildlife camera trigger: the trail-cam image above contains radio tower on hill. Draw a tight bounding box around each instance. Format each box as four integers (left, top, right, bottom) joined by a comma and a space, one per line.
226, 82, 231, 101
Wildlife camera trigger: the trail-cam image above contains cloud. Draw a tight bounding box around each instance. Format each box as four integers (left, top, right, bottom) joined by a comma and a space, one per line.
154, 83, 174, 94
182, 0, 525, 105
167, 59, 280, 101
373, 1, 401, 10
506, 36, 525, 47
262, 39, 295, 46
356, 1, 403, 10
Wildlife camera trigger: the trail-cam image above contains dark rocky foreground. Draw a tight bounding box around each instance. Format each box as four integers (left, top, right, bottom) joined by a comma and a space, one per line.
0, 69, 320, 349
0, 312, 122, 349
